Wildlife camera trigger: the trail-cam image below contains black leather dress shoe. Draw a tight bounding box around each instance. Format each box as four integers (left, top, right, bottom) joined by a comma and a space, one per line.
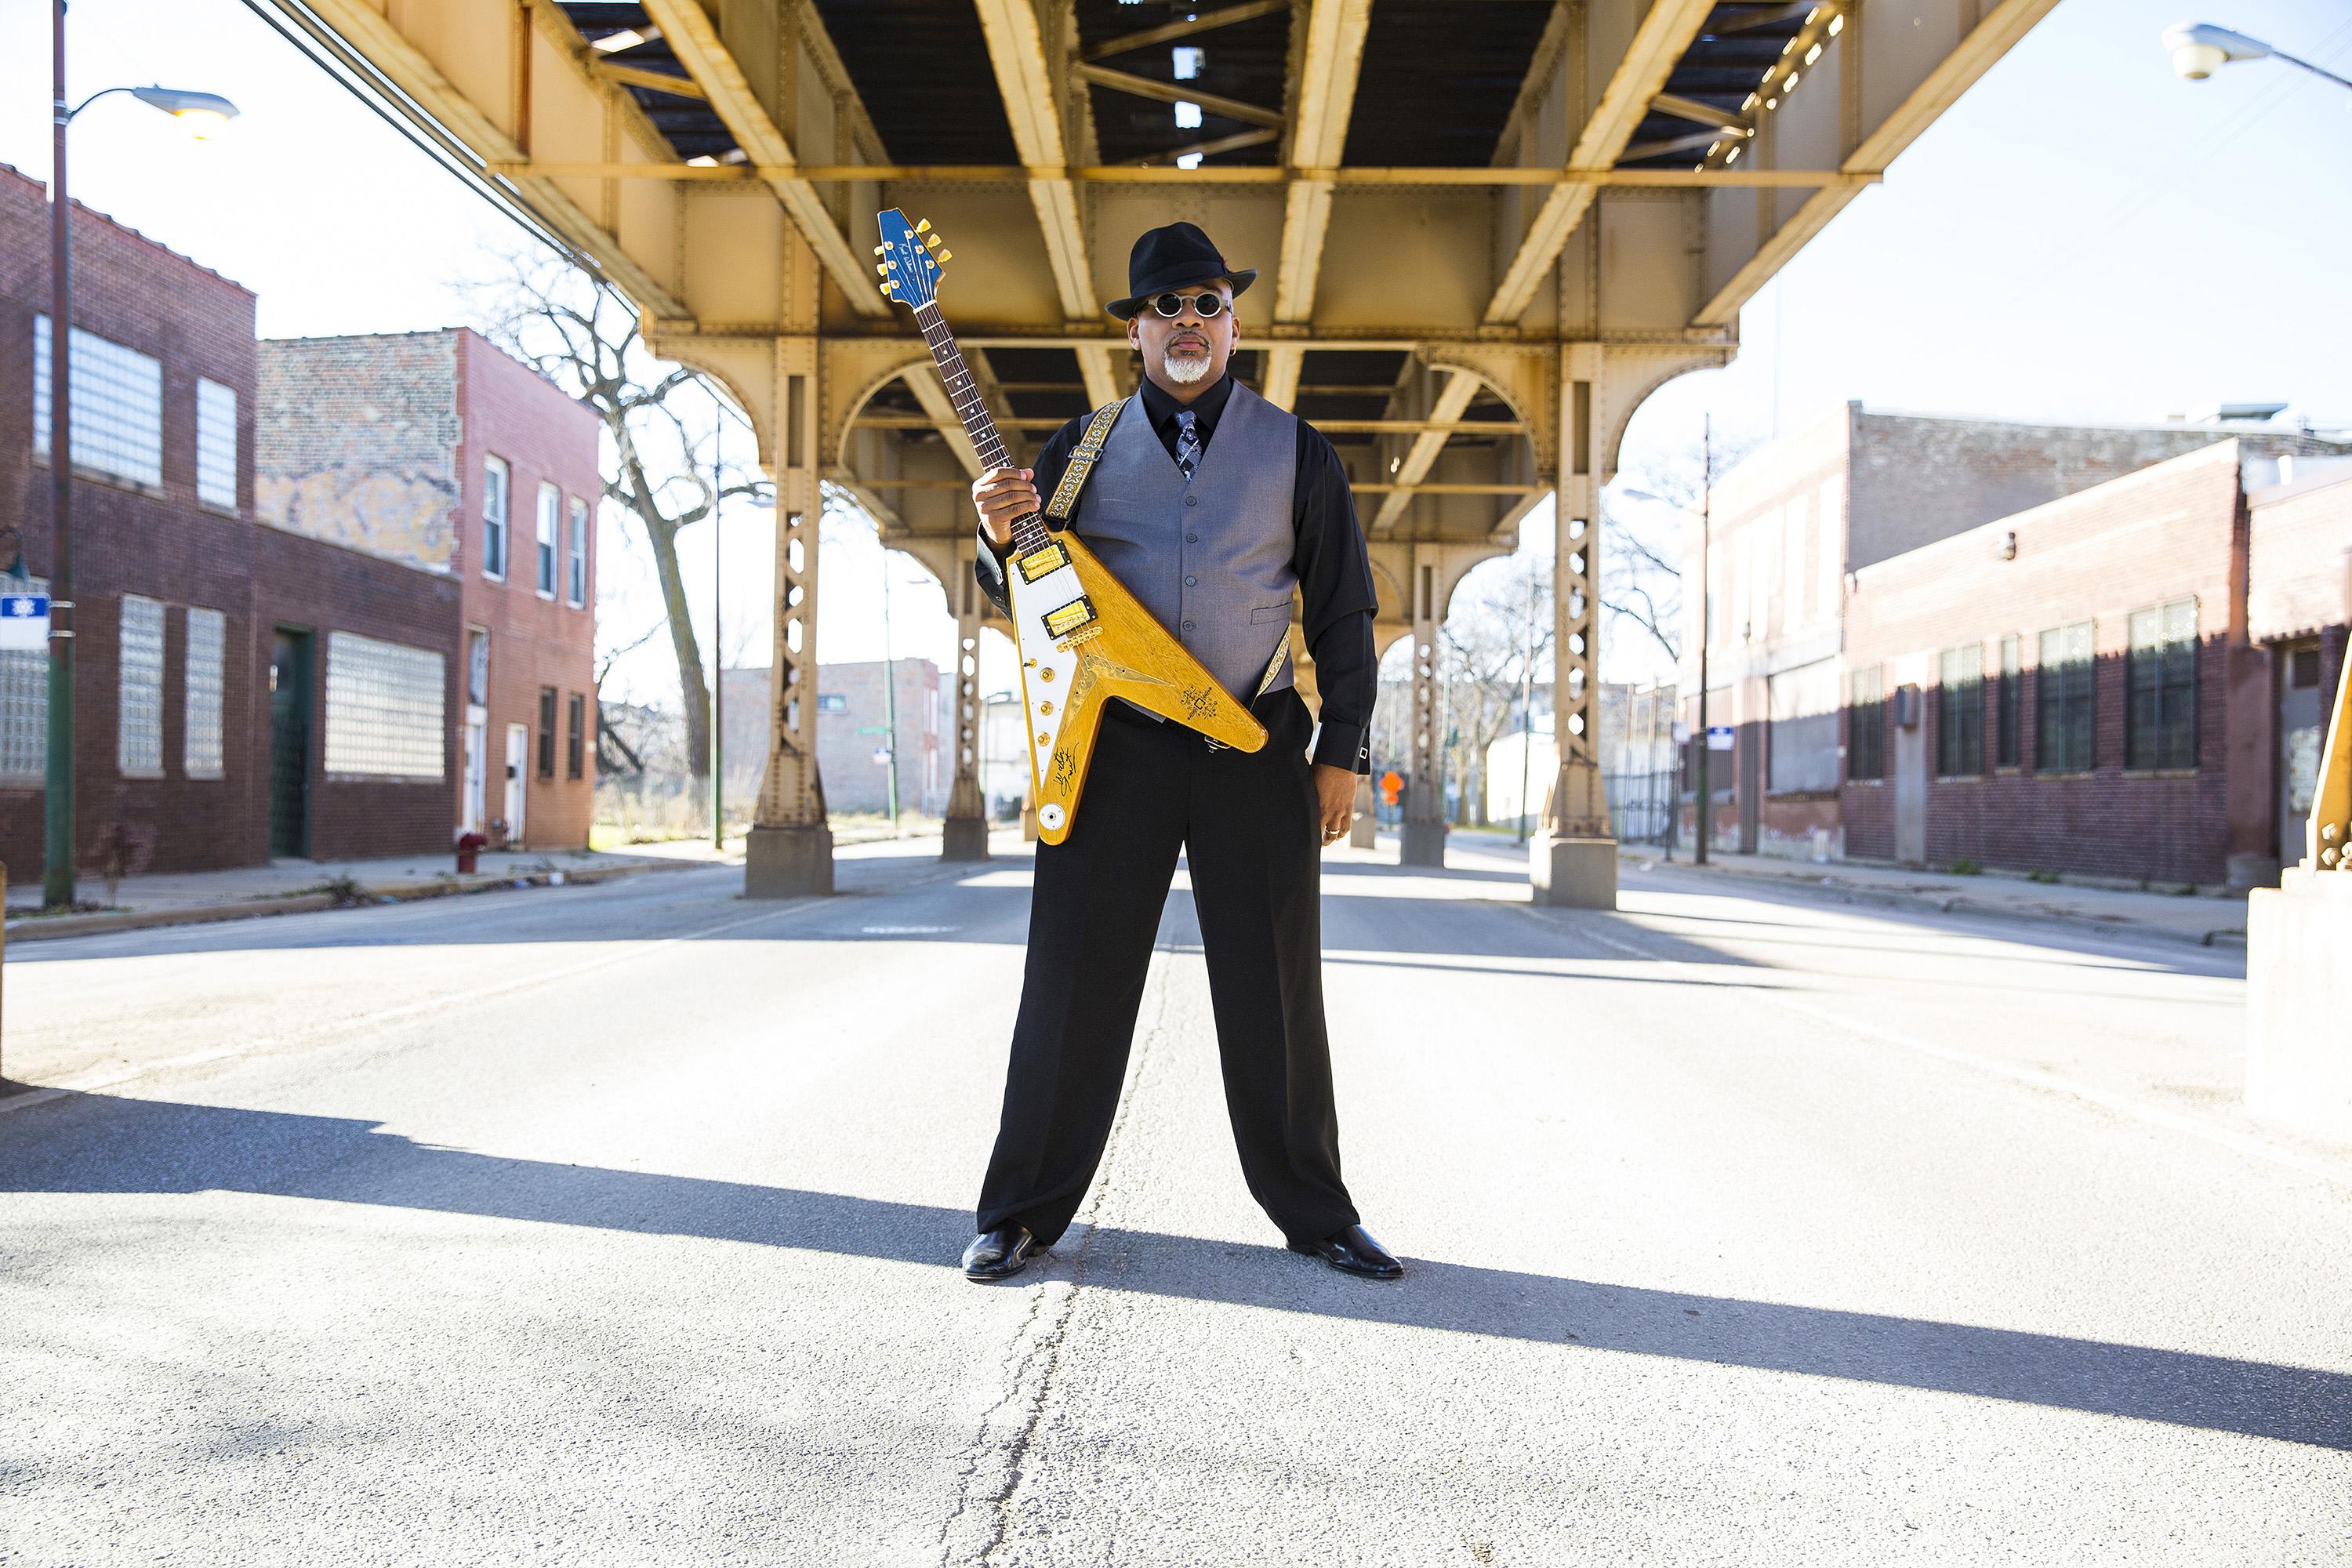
1289, 1224, 1403, 1279
961, 1224, 1045, 1282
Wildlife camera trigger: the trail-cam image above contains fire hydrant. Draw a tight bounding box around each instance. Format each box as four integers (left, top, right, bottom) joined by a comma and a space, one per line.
456, 830, 487, 874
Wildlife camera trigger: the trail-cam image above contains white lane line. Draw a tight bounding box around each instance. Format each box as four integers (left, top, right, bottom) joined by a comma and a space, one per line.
1, 898, 819, 1113
1548, 905, 2345, 1191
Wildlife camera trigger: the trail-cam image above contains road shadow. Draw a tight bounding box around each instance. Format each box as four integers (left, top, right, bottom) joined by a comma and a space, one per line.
6, 1092, 2344, 1452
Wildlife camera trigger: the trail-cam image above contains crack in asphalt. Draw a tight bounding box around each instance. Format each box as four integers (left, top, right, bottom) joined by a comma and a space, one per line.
937, 937, 1182, 1567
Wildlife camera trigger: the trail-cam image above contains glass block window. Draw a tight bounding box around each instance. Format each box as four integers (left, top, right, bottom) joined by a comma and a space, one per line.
118, 594, 165, 778
323, 632, 445, 779
196, 379, 238, 511
1936, 643, 1984, 778
1996, 634, 2021, 770
1767, 659, 1841, 793
2036, 621, 2096, 773
567, 691, 586, 779
536, 482, 560, 597
537, 686, 557, 778
0, 575, 49, 783
184, 606, 227, 779
34, 315, 164, 488
1846, 665, 1884, 782
482, 456, 510, 579
567, 497, 589, 607
2127, 598, 2198, 771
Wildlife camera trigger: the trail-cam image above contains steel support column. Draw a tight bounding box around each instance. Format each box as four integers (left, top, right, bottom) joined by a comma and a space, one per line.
746, 331, 833, 896
942, 539, 989, 861
1401, 546, 1446, 868
1532, 352, 1617, 908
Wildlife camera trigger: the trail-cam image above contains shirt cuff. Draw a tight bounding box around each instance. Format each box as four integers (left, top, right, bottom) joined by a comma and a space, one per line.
1311, 719, 1370, 775
978, 526, 1011, 582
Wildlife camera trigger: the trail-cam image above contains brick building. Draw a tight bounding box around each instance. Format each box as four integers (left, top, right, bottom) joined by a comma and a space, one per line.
813, 658, 944, 817
1675, 402, 2352, 888
257, 330, 600, 850
0, 167, 462, 880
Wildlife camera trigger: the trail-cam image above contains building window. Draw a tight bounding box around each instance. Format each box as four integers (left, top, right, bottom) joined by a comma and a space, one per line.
0, 575, 49, 783
567, 497, 588, 607
184, 607, 226, 779
537, 686, 557, 779
536, 481, 560, 597
195, 378, 238, 512
2036, 621, 2096, 773
2127, 598, 2198, 771
1936, 644, 1984, 778
482, 456, 510, 579
1768, 659, 1840, 793
466, 627, 489, 709
817, 693, 848, 714
1996, 633, 2021, 769
323, 631, 445, 779
34, 315, 163, 489
117, 594, 165, 778
1847, 665, 1885, 782
567, 691, 586, 780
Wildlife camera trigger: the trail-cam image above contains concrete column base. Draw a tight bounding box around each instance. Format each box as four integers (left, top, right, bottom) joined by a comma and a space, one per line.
1349, 778, 1377, 849
1400, 821, 1446, 867
744, 822, 835, 899
2247, 867, 2352, 1141
941, 816, 990, 862
1530, 832, 1618, 909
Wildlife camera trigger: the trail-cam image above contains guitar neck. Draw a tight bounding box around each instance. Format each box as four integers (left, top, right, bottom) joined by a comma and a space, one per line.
912, 300, 1051, 556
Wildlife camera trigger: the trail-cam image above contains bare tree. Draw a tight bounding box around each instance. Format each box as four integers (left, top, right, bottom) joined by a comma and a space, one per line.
1438, 556, 1555, 826
468, 249, 770, 775
1602, 427, 1761, 670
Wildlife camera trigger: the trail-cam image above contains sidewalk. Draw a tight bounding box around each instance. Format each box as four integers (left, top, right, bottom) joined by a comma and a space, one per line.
1613, 841, 2250, 949
2, 840, 737, 944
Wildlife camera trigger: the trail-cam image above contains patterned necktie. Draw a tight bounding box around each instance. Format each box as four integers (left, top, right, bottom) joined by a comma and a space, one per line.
1174, 408, 1200, 482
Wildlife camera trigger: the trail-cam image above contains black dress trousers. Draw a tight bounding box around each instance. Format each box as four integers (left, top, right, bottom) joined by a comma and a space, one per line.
975, 687, 1361, 1249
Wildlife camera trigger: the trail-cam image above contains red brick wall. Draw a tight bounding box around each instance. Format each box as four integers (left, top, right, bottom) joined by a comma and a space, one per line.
0, 165, 460, 880
1840, 443, 2250, 886
454, 331, 600, 851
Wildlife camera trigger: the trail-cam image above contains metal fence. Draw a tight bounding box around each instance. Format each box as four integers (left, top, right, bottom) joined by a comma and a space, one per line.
1605, 768, 1679, 848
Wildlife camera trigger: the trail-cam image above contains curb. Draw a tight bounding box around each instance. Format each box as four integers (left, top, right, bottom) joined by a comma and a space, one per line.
1621, 855, 2248, 953
1, 857, 717, 945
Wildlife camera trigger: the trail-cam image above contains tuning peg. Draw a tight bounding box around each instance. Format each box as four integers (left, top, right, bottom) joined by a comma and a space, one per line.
877, 263, 888, 276
873, 245, 886, 256
914, 218, 931, 233
925, 234, 940, 248
936, 250, 951, 263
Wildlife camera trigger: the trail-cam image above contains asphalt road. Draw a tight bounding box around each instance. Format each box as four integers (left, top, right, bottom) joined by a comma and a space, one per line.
3, 835, 2347, 1566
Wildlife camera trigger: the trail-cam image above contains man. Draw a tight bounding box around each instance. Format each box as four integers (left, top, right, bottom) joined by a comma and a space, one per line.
960, 221, 1400, 1284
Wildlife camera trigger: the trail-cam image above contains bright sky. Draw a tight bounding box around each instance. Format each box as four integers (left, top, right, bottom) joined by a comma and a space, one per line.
4, 0, 2346, 705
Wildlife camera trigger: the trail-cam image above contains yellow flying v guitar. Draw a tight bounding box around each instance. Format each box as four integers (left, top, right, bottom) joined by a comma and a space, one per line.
876, 208, 1266, 844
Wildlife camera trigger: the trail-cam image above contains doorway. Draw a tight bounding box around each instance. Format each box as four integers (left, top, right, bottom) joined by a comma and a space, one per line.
1893, 684, 1927, 866
267, 630, 312, 859
2279, 640, 2325, 868
503, 722, 528, 845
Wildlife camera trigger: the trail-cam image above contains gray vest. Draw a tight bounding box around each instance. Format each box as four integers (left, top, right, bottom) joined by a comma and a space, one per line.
1071, 382, 1298, 699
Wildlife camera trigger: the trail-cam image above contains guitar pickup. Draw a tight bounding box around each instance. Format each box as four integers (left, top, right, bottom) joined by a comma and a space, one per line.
1016, 542, 1069, 582
1042, 596, 1098, 640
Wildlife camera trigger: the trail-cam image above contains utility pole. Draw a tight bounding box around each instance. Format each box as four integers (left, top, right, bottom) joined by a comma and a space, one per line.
1694, 414, 1712, 866
710, 405, 724, 849
45, 0, 76, 908
879, 557, 902, 832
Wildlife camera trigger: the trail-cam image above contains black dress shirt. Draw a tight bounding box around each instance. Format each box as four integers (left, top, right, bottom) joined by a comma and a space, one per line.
976, 372, 1378, 774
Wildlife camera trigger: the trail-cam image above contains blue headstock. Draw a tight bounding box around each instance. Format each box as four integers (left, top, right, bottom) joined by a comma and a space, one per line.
875, 208, 949, 309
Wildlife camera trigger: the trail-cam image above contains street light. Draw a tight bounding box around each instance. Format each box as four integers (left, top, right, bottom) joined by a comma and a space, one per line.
2161, 21, 2352, 89
44, 0, 238, 906
1618, 417, 1714, 865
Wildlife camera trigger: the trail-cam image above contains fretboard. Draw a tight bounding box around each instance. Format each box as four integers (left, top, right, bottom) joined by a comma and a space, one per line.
913, 299, 1052, 557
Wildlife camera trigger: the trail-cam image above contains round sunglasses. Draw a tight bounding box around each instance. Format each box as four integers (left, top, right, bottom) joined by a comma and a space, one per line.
1146, 291, 1229, 318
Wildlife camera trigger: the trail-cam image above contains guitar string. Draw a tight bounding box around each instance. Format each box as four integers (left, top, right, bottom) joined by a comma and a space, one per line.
914, 300, 1053, 557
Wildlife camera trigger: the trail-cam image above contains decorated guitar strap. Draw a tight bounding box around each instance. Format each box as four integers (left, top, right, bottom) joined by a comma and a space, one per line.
1044, 400, 1126, 521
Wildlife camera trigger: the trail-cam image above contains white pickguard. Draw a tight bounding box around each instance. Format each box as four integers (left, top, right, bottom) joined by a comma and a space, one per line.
1007, 557, 1091, 835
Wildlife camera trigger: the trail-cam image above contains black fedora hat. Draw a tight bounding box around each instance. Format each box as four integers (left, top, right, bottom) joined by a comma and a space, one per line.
1105, 222, 1257, 319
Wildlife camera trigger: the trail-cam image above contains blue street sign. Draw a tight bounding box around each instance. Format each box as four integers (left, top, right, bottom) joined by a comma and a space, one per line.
0, 591, 49, 652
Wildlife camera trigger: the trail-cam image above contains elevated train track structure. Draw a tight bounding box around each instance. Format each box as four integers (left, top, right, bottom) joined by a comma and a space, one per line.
251, 0, 2059, 902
